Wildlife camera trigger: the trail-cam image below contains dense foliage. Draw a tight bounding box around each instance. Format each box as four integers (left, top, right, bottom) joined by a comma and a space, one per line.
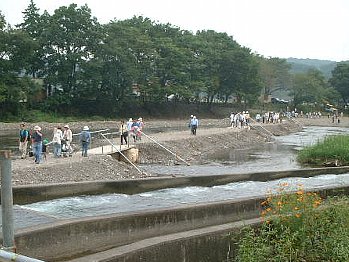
235, 184, 349, 261
0, 1, 347, 120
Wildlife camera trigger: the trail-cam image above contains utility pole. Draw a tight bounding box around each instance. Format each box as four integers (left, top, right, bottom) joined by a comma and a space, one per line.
0, 150, 15, 252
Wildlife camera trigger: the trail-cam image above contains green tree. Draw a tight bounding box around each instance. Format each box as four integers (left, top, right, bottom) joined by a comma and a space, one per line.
329, 62, 349, 104
219, 47, 261, 106
291, 69, 330, 108
17, 0, 47, 78
0, 11, 41, 118
257, 57, 292, 101
149, 23, 194, 102
41, 4, 101, 113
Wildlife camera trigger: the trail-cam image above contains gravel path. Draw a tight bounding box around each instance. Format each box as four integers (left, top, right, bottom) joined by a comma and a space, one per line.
3, 116, 345, 186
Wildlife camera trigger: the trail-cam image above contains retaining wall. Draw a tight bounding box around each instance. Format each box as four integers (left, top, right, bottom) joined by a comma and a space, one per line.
10, 185, 349, 261
12, 166, 349, 204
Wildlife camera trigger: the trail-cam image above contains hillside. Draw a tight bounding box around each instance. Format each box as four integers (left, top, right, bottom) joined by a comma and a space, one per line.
286, 58, 337, 79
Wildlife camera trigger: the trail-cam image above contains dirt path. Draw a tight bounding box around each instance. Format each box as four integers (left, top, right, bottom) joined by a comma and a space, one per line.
4, 116, 347, 186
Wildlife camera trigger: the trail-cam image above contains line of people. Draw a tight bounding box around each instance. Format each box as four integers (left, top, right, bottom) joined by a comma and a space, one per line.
229, 111, 251, 129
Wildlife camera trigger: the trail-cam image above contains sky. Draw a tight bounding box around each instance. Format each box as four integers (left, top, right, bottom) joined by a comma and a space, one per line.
1, 0, 349, 62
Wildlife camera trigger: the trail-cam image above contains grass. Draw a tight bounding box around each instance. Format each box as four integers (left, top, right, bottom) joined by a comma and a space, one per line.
297, 135, 349, 166
234, 183, 349, 261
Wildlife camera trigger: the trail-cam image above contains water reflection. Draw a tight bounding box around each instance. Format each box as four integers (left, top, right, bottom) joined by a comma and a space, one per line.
140, 126, 349, 176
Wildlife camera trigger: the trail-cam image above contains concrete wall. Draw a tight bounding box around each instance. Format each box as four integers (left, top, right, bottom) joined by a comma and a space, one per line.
12, 166, 349, 204
11, 185, 349, 261
68, 218, 262, 262
14, 196, 263, 261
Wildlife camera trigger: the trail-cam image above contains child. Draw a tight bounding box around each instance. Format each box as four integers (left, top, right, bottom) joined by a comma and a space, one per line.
42, 139, 49, 160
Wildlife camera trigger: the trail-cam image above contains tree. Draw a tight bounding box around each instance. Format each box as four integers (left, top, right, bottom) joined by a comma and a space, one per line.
17, 0, 46, 78
291, 69, 330, 108
329, 62, 349, 104
40, 4, 101, 113
0, 11, 41, 118
257, 57, 292, 101
219, 47, 261, 106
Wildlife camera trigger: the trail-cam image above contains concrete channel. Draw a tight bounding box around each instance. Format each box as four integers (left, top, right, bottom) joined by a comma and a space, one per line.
2, 167, 349, 261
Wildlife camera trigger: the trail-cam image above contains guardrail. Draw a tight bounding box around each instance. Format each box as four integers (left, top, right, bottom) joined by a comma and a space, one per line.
0, 150, 45, 262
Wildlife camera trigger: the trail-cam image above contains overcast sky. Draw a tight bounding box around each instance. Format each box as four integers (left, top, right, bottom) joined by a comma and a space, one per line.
1, 0, 348, 62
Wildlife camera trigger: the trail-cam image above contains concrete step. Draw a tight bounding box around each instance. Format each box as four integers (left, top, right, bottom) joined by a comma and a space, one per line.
66, 217, 261, 262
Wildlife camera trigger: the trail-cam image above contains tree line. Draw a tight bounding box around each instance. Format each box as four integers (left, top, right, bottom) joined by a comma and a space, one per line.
1, 1, 349, 120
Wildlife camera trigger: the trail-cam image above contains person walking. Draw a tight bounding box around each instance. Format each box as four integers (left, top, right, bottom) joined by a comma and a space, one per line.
52, 127, 63, 157
63, 125, 73, 156
188, 115, 194, 133
31, 125, 43, 164
119, 120, 128, 145
19, 123, 30, 159
190, 116, 199, 135
80, 126, 91, 157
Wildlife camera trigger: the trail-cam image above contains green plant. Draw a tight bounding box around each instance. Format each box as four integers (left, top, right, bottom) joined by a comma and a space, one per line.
235, 184, 349, 261
297, 134, 349, 166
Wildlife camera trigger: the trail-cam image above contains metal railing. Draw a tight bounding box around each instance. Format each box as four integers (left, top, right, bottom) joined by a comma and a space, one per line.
0, 150, 45, 262
99, 133, 145, 175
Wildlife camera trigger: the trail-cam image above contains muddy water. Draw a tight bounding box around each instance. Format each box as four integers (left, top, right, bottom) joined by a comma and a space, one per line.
140, 126, 349, 175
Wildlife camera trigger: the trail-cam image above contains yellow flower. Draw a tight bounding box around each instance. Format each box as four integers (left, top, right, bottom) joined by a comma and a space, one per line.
313, 200, 322, 208
261, 200, 268, 206
296, 190, 304, 195
295, 213, 301, 218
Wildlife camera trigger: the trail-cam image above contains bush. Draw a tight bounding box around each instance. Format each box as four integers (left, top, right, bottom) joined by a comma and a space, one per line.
235, 183, 349, 261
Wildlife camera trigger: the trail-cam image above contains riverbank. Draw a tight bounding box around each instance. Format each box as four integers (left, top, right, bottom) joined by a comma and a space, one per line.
3, 117, 308, 186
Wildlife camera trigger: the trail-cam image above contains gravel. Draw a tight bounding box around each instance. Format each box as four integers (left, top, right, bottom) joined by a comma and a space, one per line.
2, 118, 314, 186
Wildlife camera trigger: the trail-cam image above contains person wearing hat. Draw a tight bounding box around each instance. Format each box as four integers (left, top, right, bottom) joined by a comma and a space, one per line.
52, 126, 63, 157
31, 125, 43, 164
126, 118, 133, 133
79, 126, 91, 157
63, 124, 73, 156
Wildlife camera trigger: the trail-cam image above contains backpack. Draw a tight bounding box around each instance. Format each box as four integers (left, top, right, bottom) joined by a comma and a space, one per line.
20, 130, 31, 141
81, 131, 89, 142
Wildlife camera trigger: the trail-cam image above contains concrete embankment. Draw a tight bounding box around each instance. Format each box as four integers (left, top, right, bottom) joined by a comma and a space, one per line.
11, 166, 349, 204
8, 184, 349, 261
3, 169, 349, 261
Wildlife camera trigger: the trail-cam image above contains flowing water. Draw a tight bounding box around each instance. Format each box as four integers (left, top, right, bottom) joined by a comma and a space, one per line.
2, 126, 349, 230
20, 173, 349, 220
139, 126, 349, 175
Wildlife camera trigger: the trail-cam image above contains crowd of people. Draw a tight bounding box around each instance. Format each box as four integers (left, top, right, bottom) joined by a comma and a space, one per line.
229, 111, 251, 128
18, 109, 343, 164
18, 117, 146, 164
19, 123, 91, 164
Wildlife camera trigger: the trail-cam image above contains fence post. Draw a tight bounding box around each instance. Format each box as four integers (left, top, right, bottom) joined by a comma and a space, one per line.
0, 150, 15, 252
